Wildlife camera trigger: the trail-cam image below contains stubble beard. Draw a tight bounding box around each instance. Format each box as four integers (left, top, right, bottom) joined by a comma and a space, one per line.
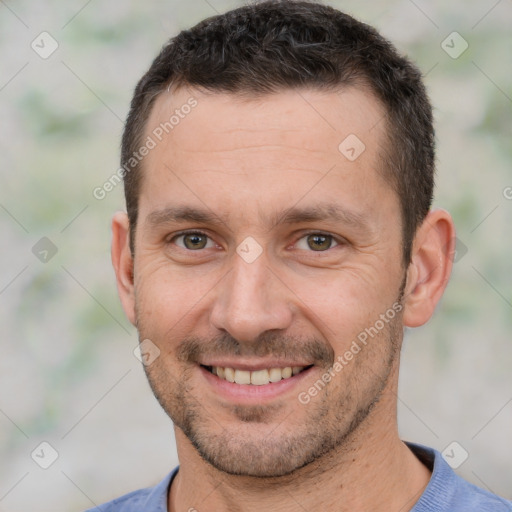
137, 299, 404, 478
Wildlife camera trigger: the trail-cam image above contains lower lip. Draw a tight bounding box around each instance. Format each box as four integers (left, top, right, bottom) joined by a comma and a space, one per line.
199, 365, 315, 403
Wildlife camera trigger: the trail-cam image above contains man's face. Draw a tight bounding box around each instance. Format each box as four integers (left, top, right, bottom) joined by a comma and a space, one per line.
130, 86, 406, 477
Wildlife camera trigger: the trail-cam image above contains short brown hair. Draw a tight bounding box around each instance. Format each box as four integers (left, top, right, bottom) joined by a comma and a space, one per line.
121, 0, 435, 264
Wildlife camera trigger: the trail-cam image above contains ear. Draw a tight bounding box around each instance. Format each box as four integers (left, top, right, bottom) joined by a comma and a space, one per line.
402, 209, 455, 328
111, 211, 136, 326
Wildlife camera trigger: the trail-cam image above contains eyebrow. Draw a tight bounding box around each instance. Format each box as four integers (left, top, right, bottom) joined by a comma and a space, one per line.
144, 203, 371, 233
145, 205, 228, 228
273, 204, 370, 232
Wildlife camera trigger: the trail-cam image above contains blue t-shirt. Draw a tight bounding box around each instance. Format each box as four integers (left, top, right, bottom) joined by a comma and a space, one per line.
85, 443, 512, 511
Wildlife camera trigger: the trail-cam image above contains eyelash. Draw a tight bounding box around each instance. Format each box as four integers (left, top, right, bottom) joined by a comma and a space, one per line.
168, 229, 344, 253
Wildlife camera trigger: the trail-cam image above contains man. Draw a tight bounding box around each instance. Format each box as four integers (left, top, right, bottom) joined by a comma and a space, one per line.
90, 1, 512, 510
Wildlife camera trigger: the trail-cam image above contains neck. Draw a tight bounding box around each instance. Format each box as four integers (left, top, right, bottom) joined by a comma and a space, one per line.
168, 372, 431, 511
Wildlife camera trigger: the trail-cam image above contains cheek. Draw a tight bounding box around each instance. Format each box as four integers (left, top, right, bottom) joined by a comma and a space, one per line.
290, 270, 399, 350
134, 259, 218, 335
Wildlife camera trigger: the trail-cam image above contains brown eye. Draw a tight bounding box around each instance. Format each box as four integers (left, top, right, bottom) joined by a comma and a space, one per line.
295, 233, 340, 252
173, 232, 213, 250
306, 234, 333, 251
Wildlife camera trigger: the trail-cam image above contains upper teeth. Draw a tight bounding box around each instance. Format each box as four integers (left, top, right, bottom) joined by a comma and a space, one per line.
212, 366, 305, 385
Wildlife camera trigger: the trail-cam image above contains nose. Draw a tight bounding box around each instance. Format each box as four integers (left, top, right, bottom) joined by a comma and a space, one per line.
209, 249, 293, 344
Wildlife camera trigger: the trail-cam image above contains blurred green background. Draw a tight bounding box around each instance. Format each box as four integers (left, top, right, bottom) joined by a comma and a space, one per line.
0, 0, 511, 510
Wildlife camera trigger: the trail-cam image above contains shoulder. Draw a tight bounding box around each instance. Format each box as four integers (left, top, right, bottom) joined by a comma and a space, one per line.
85, 487, 153, 512
83, 468, 178, 512
407, 443, 512, 512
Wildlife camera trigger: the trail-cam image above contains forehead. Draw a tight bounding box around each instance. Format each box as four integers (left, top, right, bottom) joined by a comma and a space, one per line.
146, 85, 386, 155
138, 85, 393, 227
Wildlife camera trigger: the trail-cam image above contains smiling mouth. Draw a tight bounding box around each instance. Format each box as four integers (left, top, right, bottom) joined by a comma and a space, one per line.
201, 365, 314, 385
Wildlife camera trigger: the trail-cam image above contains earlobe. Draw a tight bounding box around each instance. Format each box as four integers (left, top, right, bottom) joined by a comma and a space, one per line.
111, 211, 136, 326
402, 209, 455, 328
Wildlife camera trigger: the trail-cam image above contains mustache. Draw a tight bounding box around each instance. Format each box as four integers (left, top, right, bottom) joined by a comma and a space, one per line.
176, 332, 335, 367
